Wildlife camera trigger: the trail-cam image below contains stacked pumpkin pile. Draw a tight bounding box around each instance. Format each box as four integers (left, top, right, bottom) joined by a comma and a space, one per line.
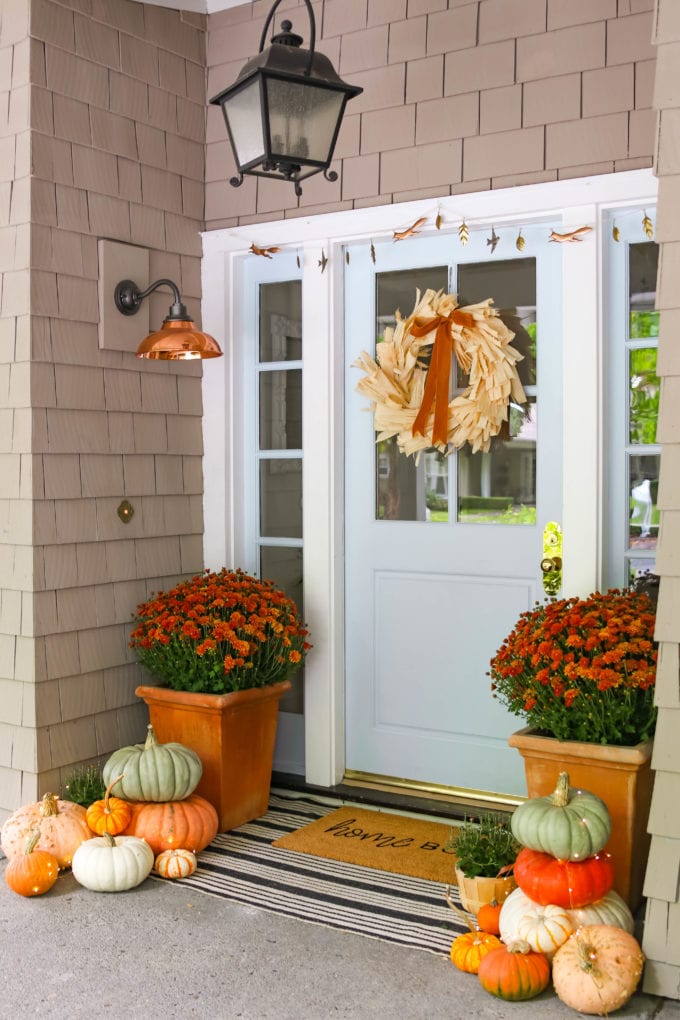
449, 772, 646, 1015
1, 725, 218, 896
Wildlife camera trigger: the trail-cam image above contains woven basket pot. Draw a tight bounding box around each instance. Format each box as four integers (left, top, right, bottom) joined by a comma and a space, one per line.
455, 867, 517, 915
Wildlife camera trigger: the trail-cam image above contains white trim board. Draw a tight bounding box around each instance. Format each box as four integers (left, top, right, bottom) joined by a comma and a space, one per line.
201, 169, 659, 789
202, 170, 657, 256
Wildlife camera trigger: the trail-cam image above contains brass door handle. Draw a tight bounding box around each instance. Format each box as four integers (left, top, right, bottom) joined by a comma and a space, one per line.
541, 556, 562, 573
541, 523, 563, 596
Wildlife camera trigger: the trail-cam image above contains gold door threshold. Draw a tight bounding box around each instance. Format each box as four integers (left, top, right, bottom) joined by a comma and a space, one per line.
343, 769, 523, 812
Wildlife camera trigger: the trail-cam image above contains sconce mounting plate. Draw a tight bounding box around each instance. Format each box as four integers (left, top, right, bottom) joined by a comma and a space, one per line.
114, 280, 143, 316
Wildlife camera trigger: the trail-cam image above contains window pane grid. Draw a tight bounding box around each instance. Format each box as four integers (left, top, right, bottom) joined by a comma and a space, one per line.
624, 239, 659, 573
257, 279, 304, 716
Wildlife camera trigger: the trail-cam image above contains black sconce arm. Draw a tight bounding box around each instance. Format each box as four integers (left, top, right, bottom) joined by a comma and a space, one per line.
114, 278, 189, 321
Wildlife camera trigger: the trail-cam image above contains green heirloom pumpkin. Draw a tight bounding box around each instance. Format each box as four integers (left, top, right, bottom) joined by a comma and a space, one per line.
511, 771, 611, 862
102, 724, 202, 802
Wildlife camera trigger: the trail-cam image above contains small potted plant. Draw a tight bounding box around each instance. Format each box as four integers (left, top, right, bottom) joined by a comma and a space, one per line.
130, 568, 310, 832
447, 812, 520, 915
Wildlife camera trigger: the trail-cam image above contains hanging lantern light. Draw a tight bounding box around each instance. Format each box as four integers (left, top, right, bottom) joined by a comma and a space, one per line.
209, 0, 362, 197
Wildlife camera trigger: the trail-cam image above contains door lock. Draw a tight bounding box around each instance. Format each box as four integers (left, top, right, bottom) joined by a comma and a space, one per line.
541, 522, 563, 596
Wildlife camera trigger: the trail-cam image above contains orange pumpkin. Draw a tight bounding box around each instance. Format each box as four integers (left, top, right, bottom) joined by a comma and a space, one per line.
1, 793, 92, 869
477, 899, 502, 935
5, 830, 59, 897
121, 794, 218, 855
450, 931, 503, 974
478, 940, 551, 1001
86, 774, 132, 836
514, 846, 615, 909
154, 848, 198, 879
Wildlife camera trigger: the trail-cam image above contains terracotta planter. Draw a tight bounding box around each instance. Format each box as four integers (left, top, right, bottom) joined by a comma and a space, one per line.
136, 681, 291, 832
454, 867, 517, 915
508, 726, 653, 911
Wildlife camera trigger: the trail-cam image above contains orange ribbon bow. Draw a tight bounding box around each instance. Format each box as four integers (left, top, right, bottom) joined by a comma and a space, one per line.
410, 309, 475, 447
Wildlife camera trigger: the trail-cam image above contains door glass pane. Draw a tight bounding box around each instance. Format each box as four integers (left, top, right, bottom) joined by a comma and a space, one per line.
260, 460, 302, 538
259, 281, 302, 361
260, 546, 304, 713
375, 266, 448, 522
457, 258, 537, 386
629, 348, 659, 445
629, 243, 659, 339
260, 369, 302, 449
629, 454, 659, 551
456, 259, 537, 524
377, 443, 448, 522
457, 399, 536, 524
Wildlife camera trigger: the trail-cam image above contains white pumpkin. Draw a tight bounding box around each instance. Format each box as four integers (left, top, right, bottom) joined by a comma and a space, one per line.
499, 886, 574, 957
72, 832, 154, 892
566, 889, 634, 934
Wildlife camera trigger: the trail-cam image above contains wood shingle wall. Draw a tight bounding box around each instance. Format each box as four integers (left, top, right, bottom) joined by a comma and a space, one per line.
205, 0, 657, 229
0, 0, 209, 822
642, 0, 680, 997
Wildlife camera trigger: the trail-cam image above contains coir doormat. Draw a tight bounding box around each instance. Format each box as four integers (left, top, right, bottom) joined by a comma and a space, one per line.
271, 804, 458, 884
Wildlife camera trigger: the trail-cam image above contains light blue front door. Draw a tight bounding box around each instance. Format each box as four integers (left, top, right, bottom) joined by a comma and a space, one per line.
344, 224, 563, 798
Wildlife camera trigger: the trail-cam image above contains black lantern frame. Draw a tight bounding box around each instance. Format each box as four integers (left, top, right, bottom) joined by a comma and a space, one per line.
209, 0, 362, 197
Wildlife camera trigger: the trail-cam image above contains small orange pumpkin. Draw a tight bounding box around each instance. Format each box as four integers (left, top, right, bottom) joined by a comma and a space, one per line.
478, 940, 551, 1001
121, 794, 218, 856
477, 898, 502, 935
86, 774, 132, 836
5, 830, 60, 897
154, 848, 198, 879
450, 930, 503, 974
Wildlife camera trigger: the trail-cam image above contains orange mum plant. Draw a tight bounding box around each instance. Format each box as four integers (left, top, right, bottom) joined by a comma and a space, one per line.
489, 589, 657, 747
130, 569, 310, 694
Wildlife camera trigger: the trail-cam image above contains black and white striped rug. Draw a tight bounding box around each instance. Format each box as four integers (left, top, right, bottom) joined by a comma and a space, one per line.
166, 791, 467, 956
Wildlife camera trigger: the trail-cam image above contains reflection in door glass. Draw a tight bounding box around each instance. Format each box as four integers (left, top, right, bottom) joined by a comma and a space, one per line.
257, 279, 304, 717
260, 546, 304, 713
457, 258, 537, 386
374, 266, 448, 521
629, 243, 659, 340
260, 369, 302, 449
458, 400, 537, 525
259, 282, 302, 361
626, 242, 659, 579
456, 259, 537, 525
628, 454, 659, 552
629, 348, 658, 446
260, 459, 302, 538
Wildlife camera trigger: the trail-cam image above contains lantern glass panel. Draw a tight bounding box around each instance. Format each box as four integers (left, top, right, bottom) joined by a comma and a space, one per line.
265, 78, 344, 163
223, 79, 265, 167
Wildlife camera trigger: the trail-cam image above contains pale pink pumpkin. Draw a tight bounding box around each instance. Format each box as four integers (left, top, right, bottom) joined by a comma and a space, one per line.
1, 793, 92, 869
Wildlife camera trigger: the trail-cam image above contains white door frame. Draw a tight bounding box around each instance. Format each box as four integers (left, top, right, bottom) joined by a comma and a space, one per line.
201, 168, 658, 789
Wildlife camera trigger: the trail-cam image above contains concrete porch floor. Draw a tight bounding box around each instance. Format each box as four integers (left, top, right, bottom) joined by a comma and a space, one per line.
1, 858, 679, 1020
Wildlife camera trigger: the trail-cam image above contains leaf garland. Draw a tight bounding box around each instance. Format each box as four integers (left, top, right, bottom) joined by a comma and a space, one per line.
353, 288, 527, 457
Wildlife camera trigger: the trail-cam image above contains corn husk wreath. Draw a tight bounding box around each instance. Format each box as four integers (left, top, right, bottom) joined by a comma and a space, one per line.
353, 288, 527, 456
